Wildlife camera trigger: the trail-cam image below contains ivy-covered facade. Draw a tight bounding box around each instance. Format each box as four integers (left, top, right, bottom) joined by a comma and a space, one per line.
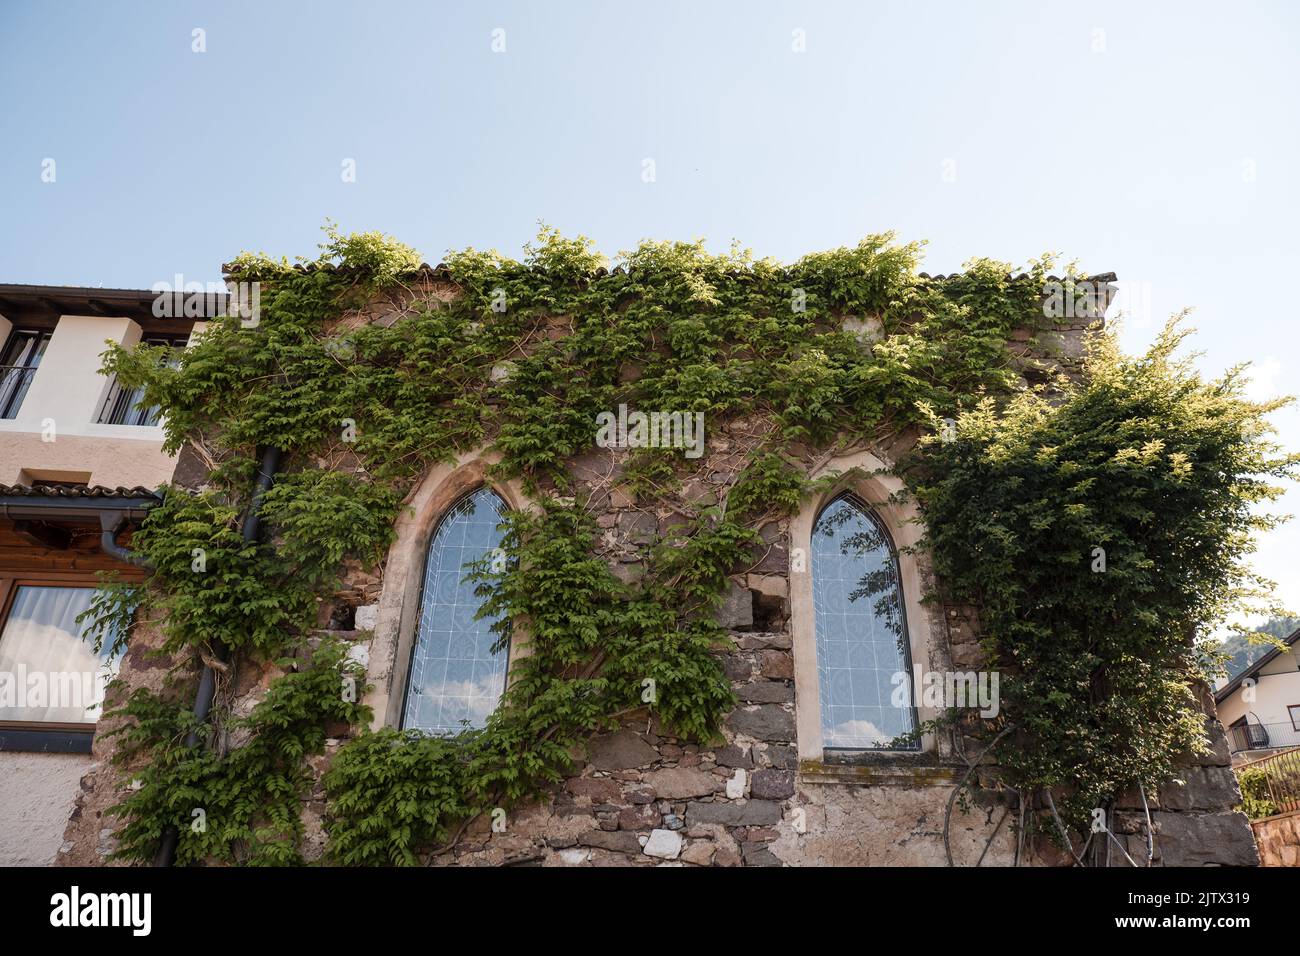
50, 227, 1288, 866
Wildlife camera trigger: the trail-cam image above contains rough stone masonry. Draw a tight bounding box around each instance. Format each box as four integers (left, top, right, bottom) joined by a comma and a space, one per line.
56, 274, 1258, 867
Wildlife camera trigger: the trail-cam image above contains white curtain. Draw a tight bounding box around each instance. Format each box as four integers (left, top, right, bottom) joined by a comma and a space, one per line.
0, 586, 120, 723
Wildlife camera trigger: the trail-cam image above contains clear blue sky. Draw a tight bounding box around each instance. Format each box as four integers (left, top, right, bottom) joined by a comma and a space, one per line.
2, 0, 1297, 617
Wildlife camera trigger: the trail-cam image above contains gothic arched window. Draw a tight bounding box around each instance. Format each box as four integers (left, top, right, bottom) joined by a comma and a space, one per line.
810, 493, 918, 750
401, 487, 510, 734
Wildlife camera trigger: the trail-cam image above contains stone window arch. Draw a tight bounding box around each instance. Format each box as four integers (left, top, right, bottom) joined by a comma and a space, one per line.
790, 449, 948, 761
360, 452, 528, 729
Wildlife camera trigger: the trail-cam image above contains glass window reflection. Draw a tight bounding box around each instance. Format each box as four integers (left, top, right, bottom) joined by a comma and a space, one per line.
401, 488, 510, 735
0, 585, 122, 724
811, 494, 918, 749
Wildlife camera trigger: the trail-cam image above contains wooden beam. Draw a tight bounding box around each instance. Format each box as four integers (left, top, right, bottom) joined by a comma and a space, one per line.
10, 520, 73, 551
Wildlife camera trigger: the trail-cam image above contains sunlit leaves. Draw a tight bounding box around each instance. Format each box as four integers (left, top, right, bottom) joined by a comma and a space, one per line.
915, 317, 1298, 828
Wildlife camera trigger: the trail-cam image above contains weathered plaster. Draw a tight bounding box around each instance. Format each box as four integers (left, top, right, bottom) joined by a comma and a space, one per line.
0, 751, 90, 865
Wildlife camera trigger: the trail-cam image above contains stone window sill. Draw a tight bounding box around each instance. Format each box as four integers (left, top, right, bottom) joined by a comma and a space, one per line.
800, 750, 962, 787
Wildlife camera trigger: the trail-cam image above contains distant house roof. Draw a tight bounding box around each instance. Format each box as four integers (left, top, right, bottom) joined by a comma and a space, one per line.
1215, 624, 1300, 704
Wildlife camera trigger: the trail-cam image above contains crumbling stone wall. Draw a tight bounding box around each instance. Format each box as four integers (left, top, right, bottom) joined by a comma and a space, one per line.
57, 615, 197, 866
1105, 683, 1257, 867
1250, 809, 1300, 867
57, 282, 1258, 867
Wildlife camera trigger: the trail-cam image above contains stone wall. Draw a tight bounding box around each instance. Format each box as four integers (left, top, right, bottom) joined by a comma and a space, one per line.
56, 616, 199, 867
1250, 809, 1300, 867
55, 280, 1259, 867
413, 625, 1033, 868
1107, 686, 1258, 867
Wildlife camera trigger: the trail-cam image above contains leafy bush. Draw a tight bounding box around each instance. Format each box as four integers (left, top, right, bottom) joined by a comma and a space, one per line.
914, 320, 1296, 828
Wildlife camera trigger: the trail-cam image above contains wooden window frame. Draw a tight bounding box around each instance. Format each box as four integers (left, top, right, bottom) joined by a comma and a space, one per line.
0, 568, 141, 754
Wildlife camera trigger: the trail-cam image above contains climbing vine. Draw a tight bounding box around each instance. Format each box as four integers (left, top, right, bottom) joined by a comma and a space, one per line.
90, 221, 1292, 864
913, 322, 1296, 833
106, 639, 369, 865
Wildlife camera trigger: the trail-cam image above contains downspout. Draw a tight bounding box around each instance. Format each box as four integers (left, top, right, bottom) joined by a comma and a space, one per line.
100, 514, 153, 568
154, 446, 284, 867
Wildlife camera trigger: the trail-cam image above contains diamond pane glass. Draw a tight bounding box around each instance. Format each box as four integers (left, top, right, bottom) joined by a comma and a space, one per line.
402, 488, 509, 734
811, 494, 917, 749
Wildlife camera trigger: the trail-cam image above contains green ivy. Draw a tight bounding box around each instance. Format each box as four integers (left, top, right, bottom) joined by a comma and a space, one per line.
106, 639, 369, 865
913, 321, 1296, 829
92, 222, 1293, 864
1236, 767, 1278, 820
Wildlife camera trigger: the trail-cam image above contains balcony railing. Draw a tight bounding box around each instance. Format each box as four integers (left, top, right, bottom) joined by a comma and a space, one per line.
0, 365, 38, 419
96, 379, 162, 427
1227, 720, 1300, 755
1236, 747, 1300, 816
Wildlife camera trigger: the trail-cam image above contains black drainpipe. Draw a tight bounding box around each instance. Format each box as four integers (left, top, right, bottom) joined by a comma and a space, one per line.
154, 445, 284, 867
100, 514, 153, 568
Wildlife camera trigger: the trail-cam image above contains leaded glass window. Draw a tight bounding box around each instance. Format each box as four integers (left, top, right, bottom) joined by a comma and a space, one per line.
810, 493, 918, 749
401, 487, 510, 734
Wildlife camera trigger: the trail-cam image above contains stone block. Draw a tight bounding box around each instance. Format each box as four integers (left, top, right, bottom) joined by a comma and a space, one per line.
750, 769, 795, 800
578, 830, 643, 854
715, 744, 753, 769
618, 805, 661, 830
763, 745, 799, 770
728, 704, 795, 743
353, 603, 379, 631
685, 800, 783, 827
643, 767, 719, 799
717, 581, 753, 629
736, 681, 794, 704
587, 730, 658, 771
642, 828, 683, 860
745, 574, 788, 599
741, 843, 783, 867
1158, 767, 1241, 812
1153, 811, 1258, 867
680, 841, 716, 866
759, 650, 793, 679
566, 776, 622, 803
725, 769, 747, 799
721, 654, 753, 681
736, 632, 792, 650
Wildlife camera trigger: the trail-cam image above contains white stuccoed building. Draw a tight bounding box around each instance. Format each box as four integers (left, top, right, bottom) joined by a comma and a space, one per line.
0, 284, 209, 865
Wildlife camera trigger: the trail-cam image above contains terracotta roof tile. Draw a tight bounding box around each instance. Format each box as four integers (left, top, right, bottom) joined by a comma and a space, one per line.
0, 484, 161, 500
